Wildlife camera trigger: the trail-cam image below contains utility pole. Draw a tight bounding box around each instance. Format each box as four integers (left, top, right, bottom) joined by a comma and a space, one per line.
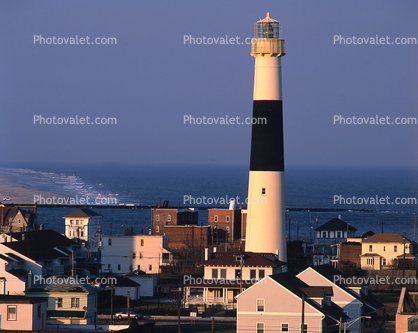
239, 254, 243, 293
414, 213, 416, 242
403, 230, 406, 277
123, 221, 125, 235
127, 291, 130, 324
301, 294, 305, 333
110, 284, 114, 324
72, 251, 75, 277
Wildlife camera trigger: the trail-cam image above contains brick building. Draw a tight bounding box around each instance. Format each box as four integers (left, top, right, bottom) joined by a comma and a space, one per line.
208, 207, 245, 244
164, 225, 209, 254
151, 207, 198, 235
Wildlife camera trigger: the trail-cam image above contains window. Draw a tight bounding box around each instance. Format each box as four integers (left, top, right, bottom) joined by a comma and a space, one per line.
336, 231, 342, 238
118, 264, 121, 271
18, 219, 21, 224
71, 298, 80, 308
259, 269, 265, 279
301, 324, 308, 333
212, 269, 218, 279
156, 226, 159, 232
149, 265, 152, 271
220, 269, 227, 279
261, 188, 266, 195
132, 252, 136, 259
383, 246, 386, 252
141, 239, 144, 246
137, 265, 141, 271
189, 214, 192, 221
214, 215, 218, 222
81, 231, 84, 237
250, 269, 256, 279
257, 323, 265, 333
394, 245, 398, 252
167, 215, 171, 221
162, 253, 170, 263
369, 245, 373, 252
367, 258, 374, 265
37, 304, 41, 320
322, 231, 327, 238
57, 297, 63, 308
257, 299, 265, 312
226, 226, 230, 233
7, 305, 17, 321
140, 252, 144, 259
226, 216, 230, 222
108, 238, 112, 246
107, 264, 111, 269
235, 269, 241, 279
382, 258, 386, 266
156, 215, 159, 221
281, 324, 289, 332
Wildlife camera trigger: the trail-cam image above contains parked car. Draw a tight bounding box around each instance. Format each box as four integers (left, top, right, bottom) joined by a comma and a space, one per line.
114, 310, 143, 319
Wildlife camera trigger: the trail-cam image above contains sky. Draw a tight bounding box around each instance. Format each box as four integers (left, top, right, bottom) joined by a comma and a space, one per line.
1, 1, 417, 166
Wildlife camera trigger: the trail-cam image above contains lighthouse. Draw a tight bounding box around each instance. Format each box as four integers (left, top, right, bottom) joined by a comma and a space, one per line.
245, 13, 286, 262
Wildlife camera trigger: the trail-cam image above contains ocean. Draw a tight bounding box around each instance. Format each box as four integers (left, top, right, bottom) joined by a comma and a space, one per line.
0, 162, 417, 242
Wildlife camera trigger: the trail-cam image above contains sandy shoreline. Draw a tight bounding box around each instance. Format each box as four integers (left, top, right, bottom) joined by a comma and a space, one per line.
0, 174, 70, 205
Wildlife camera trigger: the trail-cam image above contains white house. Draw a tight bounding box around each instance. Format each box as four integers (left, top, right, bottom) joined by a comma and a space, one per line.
63, 208, 102, 254
184, 251, 286, 309
113, 276, 141, 300
297, 265, 385, 333
100, 234, 174, 275
360, 233, 414, 270
0, 295, 47, 330
236, 272, 349, 333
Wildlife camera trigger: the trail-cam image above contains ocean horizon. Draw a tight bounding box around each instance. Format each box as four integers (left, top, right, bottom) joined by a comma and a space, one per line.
0, 162, 417, 242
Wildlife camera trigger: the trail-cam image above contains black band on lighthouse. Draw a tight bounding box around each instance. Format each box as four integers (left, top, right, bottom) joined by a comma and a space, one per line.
249, 100, 284, 172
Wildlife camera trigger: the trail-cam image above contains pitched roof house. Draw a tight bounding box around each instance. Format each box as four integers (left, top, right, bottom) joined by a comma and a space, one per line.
236, 272, 349, 333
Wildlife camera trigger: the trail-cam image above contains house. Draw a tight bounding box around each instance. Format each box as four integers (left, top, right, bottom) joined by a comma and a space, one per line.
63, 208, 102, 254
0, 204, 37, 232
313, 218, 357, 266
316, 218, 357, 244
151, 203, 198, 236
0, 230, 88, 295
183, 251, 286, 309
0, 295, 47, 330
25, 275, 99, 325
113, 276, 141, 300
236, 272, 349, 333
297, 265, 385, 333
208, 204, 245, 244
128, 276, 157, 297
100, 234, 174, 274
361, 233, 414, 270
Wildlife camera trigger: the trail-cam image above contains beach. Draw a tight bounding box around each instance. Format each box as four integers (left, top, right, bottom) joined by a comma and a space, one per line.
0, 174, 70, 205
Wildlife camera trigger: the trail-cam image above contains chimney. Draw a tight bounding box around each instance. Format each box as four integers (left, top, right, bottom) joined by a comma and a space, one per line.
204, 248, 209, 261
213, 247, 217, 253
275, 249, 279, 260
27, 271, 33, 288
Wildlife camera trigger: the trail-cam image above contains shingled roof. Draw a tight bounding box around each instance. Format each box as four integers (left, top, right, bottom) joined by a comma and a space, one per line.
63, 208, 102, 218
362, 233, 410, 244
204, 251, 285, 268
316, 218, 357, 232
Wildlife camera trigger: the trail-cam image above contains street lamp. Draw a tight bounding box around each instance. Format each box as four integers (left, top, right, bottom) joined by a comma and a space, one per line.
344, 316, 371, 333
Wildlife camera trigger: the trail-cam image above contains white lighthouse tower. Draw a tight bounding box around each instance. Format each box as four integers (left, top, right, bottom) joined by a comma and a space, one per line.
245, 13, 286, 262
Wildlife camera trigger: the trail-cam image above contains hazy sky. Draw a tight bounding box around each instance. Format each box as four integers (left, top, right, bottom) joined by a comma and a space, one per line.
1, 1, 417, 166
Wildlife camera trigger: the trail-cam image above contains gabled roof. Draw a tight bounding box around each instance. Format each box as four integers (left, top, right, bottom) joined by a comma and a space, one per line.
112, 276, 141, 287
4, 230, 77, 261
204, 251, 285, 268
300, 265, 385, 312
63, 208, 102, 218
362, 233, 410, 244
316, 218, 357, 232
269, 273, 349, 323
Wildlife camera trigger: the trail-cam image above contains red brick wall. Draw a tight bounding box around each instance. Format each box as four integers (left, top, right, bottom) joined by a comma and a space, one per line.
164, 225, 209, 253
340, 242, 361, 266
